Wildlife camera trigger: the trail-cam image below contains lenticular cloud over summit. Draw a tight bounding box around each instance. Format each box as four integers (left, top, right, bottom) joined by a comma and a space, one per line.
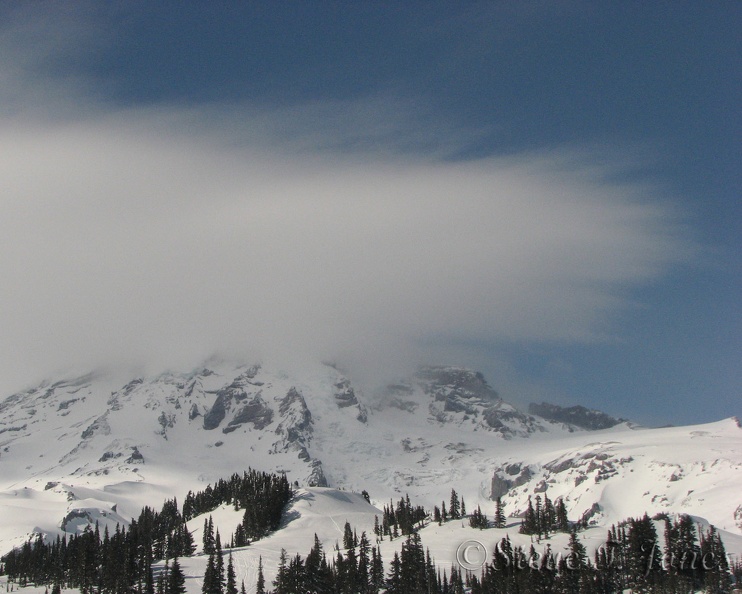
0, 107, 690, 393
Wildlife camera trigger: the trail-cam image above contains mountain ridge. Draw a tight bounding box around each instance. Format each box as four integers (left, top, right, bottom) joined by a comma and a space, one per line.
0, 359, 740, 559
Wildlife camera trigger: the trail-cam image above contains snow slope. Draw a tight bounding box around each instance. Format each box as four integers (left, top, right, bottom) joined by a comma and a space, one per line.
0, 359, 740, 584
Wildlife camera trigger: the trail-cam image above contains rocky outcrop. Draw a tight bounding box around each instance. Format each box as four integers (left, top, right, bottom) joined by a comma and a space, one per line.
333, 378, 367, 422
529, 402, 626, 430
490, 465, 533, 499
203, 393, 229, 430
225, 395, 274, 432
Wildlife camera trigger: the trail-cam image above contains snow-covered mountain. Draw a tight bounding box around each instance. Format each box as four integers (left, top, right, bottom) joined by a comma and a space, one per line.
1, 359, 740, 585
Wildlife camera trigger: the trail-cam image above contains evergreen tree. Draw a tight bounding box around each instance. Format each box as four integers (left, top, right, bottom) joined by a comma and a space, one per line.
469, 506, 488, 530
225, 554, 237, 594
255, 557, 265, 594
493, 497, 506, 529
701, 525, 732, 593
202, 553, 221, 594
626, 514, 661, 593
385, 551, 402, 594
449, 490, 460, 520
273, 549, 289, 594
215, 533, 225, 593
555, 498, 569, 532
370, 546, 384, 593
203, 518, 215, 556
520, 497, 537, 535
166, 557, 186, 594
343, 521, 354, 551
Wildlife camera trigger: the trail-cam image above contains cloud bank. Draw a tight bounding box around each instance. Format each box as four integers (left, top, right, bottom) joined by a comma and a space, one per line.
0, 108, 692, 391
0, 8, 694, 395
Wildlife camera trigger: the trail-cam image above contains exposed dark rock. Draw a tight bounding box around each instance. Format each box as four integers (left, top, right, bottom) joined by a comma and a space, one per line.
491, 465, 532, 499
334, 380, 359, 408
229, 395, 274, 430
158, 411, 175, 434
417, 366, 499, 405
307, 459, 327, 487
579, 502, 602, 526
505, 463, 522, 476
121, 378, 144, 395
188, 403, 200, 420
125, 447, 144, 464
203, 393, 229, 430
529, 402, 626, 430
279, 388, 312, 444
204, 368, 262, 430
0, 424, 27, 435
491, 474, 512, 499
81, 414, 110, 439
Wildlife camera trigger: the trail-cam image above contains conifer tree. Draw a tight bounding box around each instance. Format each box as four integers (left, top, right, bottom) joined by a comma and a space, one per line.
555, 498, 569, 532
203, 517, 215, 556
225, 554, 237, 594
272, 549, 288, 594
202, 553, 221, 594
370, 546, 384, 593
343, 521, 354, 551
255, 557, 265, 594
520, 497, 537, 534
166, 557, 186, 594
215, 532, 225, 593
701, 524, 733, 593
449, 489, 460, 520
494, 497, 506, 529
386, 551, 402, 594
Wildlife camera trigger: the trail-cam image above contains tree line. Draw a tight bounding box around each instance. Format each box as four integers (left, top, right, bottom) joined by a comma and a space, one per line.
0, 468, 293, 594
2, 477, 738, 594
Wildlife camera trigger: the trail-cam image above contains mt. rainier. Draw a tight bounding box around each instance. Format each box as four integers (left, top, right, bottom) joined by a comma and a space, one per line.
0, 359, 740, 559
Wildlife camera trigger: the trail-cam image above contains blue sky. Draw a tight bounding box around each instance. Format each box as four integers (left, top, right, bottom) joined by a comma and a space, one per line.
0, 2, 739, 425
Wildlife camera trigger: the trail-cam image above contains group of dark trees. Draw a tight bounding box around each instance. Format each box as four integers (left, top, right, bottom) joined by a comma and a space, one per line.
1, 504, 193, 594
2, 471, 739, 594
183, 470, 292, 546
268, 529, 467, 594
432, 489, 467, 526
519, 493, 570, 537
0, 468, 292, 594
373, 495, 428, 539
263, 495, 737, 594
467, 513, 736, 594
470, 497, 506, 530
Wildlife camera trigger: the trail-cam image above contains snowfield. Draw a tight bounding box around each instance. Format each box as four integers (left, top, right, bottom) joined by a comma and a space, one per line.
0, 360, 740, 592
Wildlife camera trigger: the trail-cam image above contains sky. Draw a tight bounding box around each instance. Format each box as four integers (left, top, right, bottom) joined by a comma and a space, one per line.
0, 2, 739, 426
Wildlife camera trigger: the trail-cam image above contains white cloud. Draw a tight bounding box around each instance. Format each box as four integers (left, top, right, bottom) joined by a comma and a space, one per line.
0, 9, 695, 395
0, 107, 693, 394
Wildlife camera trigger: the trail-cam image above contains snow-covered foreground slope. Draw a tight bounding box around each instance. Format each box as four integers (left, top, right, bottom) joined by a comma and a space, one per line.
1, 359, 740, 580
169, 487, 742, 594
